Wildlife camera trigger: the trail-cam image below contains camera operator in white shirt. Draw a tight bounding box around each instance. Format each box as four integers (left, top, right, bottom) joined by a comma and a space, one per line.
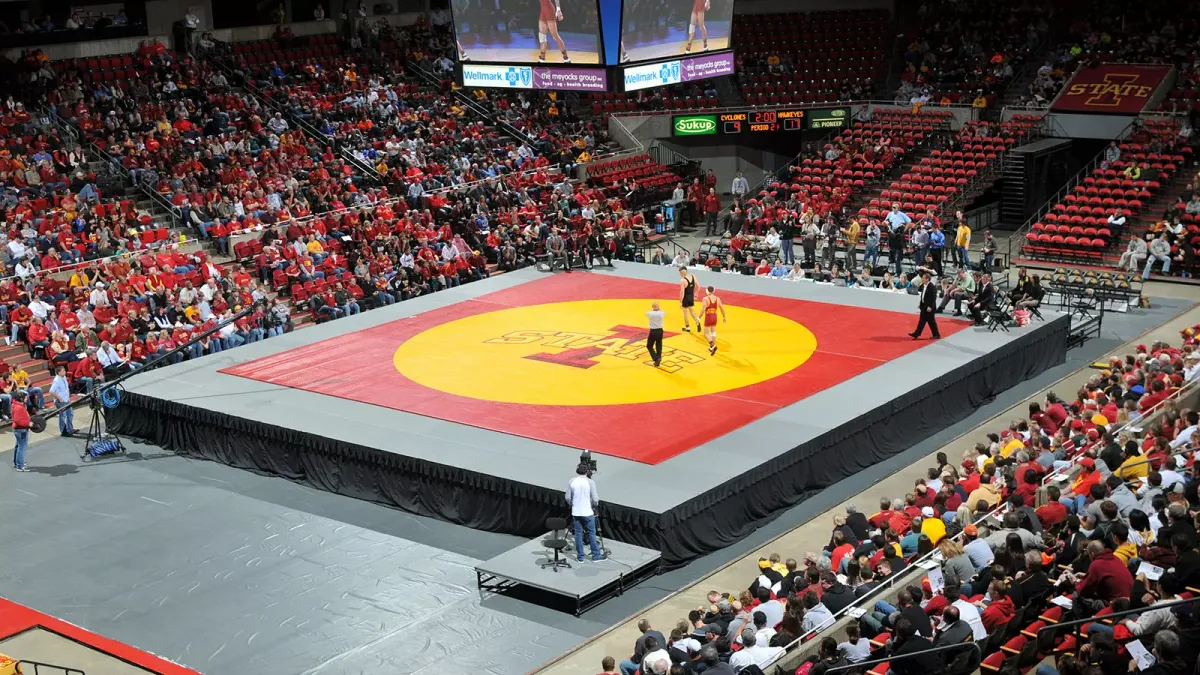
566, 461, 605, 562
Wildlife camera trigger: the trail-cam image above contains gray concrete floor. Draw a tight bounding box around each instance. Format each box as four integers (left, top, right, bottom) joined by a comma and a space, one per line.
0, 291, 1192, 675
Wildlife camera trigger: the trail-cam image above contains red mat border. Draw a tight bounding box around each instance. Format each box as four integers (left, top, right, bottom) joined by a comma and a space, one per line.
0, 597, 201, 675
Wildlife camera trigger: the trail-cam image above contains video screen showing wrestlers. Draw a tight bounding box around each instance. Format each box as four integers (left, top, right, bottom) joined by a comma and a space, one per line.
452, 0, 603, 64
618, 0, 733, 63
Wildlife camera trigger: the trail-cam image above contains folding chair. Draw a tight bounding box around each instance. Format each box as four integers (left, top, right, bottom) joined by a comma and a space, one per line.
987, 297, 1012, 333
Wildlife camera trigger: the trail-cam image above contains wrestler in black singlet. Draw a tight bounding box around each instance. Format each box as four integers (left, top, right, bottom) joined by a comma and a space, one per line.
681, 274, 696, 307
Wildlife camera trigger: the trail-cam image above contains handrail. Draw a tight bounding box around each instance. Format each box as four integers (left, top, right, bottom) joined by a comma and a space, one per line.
0, 296, 268, 433
203, 39, 340, 148
607, 114, 644, 153
929, 118, 1050, 223
39, 104, 79, 144
1002, 103, 1053, 115
647, 139, 692, 169
225, 163, 567, 244
410, 61, 539, 147
607, 99, 979, 119
43, 105, 182, 227
339, 145, 386, 184
0, 237, 199, 288
824, 639, 981, 674
1105, 454, 1159, 477
14, 660, 86, 675
1035, 595, 1200, 637
1005, 116, 1140, 260
87, 139, 182, 225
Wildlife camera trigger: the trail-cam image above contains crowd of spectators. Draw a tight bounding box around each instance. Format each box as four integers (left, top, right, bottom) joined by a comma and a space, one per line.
0, 7, 138, 37
676, 112, 1030, 292
0, 16, 662, 410
605, 337, 1200, 675
895, 0, 1049, 108
1014, 4, 1200, 109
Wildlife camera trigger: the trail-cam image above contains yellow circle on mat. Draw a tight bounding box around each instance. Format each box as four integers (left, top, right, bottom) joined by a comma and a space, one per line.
394, 298, 817, 406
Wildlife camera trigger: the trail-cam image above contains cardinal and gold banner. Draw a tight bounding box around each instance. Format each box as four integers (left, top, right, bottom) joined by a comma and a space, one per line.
1052, 64, 1172, 114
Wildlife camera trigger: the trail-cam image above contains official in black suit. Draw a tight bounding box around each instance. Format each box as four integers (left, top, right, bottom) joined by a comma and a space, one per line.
968, 274, 995, 325
910, 271, 941, 339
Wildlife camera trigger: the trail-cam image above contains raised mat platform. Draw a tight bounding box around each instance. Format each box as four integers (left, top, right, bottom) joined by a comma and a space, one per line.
476, 533, 662, 616
108, 265, 1070, 569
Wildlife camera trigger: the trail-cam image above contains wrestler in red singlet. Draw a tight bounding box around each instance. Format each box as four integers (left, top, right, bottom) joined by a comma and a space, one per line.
684, 0, 710, 54
703, 297, 719, 327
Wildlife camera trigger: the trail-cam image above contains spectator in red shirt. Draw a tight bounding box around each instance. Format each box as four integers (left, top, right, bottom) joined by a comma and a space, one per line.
1045, 393, 1069, 428
1036, 485, 1068, 529
978, 580, 1015, 630
703, 189, 721, 236
11, 390, 31, 471
26, 317, 50, 354
1139, 379, 1169, 412
1070, 540, 1134, 614
830, 531, 855, 572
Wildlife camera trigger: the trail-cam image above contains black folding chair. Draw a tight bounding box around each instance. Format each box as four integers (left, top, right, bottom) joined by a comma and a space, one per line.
986, 297, 1012, 333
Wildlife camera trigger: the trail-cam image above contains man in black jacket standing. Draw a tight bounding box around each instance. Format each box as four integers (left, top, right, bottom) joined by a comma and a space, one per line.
779, 215, 796, 265
909, 270, 941, 340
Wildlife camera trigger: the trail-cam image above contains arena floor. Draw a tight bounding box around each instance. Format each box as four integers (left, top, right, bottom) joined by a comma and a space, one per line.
0, 280, 1190, 675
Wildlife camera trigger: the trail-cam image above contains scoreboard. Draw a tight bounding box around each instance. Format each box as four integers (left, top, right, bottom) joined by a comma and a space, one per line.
718, 109, 806, 133
672, 107, 850, 137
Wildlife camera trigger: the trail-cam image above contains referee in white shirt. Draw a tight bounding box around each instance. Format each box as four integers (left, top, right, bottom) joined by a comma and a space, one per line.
646, 301, 665, 367
566, 463, 604, 562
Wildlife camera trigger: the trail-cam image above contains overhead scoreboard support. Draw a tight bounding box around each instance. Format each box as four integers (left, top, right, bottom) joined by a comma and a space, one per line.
672, 106, 849, 137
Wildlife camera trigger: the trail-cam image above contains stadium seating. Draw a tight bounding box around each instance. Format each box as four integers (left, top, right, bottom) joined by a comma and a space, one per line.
586, 154, 683, 204
0, 21, 620, 402
861, 115, 1043, 222
1041, 267, 1142, 307
1021, 120, 1189, 263
588, 87, 719, 115
772, 110, 953, 220
734, 9, 890, 105
894, 0, 1046, 106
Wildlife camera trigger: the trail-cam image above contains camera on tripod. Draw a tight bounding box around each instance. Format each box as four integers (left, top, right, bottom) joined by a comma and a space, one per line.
579, 449, 597, 474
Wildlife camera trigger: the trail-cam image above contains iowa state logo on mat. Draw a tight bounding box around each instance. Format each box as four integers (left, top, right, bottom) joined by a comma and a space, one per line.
393, 299, 816, 405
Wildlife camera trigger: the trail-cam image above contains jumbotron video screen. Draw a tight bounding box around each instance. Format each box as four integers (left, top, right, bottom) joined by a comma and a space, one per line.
451, 0, 604, 65
619, 0, 734, 63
